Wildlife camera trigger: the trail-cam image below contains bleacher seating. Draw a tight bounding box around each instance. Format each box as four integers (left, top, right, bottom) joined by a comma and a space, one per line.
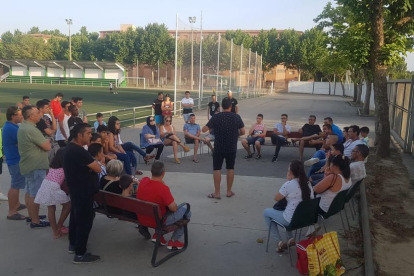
3, 76, 118, 87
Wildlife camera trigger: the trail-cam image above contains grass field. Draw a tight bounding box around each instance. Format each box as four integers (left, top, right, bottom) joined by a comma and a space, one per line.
0, 83, 207, 127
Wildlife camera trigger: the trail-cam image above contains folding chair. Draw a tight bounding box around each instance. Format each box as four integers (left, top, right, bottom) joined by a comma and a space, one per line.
318, 189, 349, 234
342, 179, 364, 234
266, 197, 321, 266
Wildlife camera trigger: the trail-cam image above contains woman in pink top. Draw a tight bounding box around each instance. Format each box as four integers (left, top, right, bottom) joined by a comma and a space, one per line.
35, 149, 71, 239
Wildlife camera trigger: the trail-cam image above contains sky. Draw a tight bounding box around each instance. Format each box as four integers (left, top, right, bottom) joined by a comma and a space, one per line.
1, 0, 413, 70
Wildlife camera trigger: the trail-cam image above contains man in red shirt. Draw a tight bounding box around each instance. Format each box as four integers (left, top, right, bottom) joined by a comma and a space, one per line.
50, 93, 64, 119
137, 161, 191, 250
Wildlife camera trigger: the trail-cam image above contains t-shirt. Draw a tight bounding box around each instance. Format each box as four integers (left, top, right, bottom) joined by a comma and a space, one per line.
273, 123, 291, 138
344, 139, 364, 157
230, 98, 238, 113
153, 99, 163, 115
183, 123, 201, 136
331, 124, 344, 142
94, 121, 107, 130
77, 109, 87, 121
279, 179, 314, 223
206, 112, 244, 153
208, 101, 220, 117
50, 100, 62, 118
361, 137, 369, 146
100, 177, 122, 194
45, 168, 65, 185
2, 121, 20, 165
136, 177, 174, 228
350, 161, 366, 185
181, 98, 194, 113
253, 124, 265, 135
36, 115, 53, 140
302, 124, 322, 137
68, 116, 83, 131
17, 121, 49, 175
63, 142, 98, 203
56, 112, 70, 141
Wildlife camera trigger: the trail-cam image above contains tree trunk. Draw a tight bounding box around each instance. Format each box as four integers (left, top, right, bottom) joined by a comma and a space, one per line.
363, 81, 372, 114
340, 81, 345, 96
357, 83, 363, 103
353, 82, 358, 102
298, 69, 301, 82
370, 0, 390, 157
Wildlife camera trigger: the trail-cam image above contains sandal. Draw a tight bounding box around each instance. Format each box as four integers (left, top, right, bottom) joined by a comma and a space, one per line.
174, 158, 181, 164
287, 238, 296, 247
183, 146, 190, 152
244, 154, 253, 159
7, 213, 26, 220
135, 170, 143, 175
226, 191, 235, 198
255, 154, 261, 160
277, 241, 286, 253
59, 226, 69, 234
192, 159, 199, 163
17, 204, 26, 211
207, 193, 221, 199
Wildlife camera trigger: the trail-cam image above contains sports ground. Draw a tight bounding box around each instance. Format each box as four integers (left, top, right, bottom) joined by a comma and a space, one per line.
0, 83, 199, 127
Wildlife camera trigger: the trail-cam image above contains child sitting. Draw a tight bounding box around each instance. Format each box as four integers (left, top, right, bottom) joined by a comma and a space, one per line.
94, 113, 107, 131
360, 126, 369, 146
34, 149, 71, 239
88, 143, 106, 180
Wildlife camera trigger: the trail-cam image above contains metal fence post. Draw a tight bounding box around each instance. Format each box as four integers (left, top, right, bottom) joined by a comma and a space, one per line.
230, 38, 233, 91
133, 108, 136, 127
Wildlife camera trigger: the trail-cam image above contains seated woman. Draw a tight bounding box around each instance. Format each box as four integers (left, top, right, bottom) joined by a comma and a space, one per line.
263, 160, 314, 252
160, 116, 190, 164
142, 116, 164, 161
108, 116, 152, 175
96, 125, 117, 162
100, 159, 123, 194
313, 155, 352, 215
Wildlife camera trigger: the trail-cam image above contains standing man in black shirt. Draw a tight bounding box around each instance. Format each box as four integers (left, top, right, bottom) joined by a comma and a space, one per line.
152, 92, 164, 126
202, 97, 245, 199
207, 94, 220, 120
64, 123, 102, 264
67, 105, 84, 132
294, 115, 323, 161
227, 90, 239, 114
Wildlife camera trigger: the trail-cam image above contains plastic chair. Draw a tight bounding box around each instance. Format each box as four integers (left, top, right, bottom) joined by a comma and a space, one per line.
342, 179, 364, 233
318, 189, 349, 234
266, 197, 321, 266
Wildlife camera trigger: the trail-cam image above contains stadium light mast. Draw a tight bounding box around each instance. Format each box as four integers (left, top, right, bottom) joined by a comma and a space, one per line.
65, 19, 73, 61
189, 16, 196, 90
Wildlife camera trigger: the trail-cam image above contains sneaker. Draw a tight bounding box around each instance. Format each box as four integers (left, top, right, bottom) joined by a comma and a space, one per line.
30, 220, 50, 229
304, 158, 320, 167
73, 253, 101, 264
0, 193, 8, 201
68, 245, 76, 254
26, 215, 47, 223
167, 240, 185, 250
138, 225, 151, 240
305, 224, 321, 237
271, 156, 278, 163
151, 233, 167, 245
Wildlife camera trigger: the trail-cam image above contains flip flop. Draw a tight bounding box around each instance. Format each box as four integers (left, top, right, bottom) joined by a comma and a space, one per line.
207, 193, 221, 199
135, 170, 143, 175
7, 213, 26, 220
193, 159, 199, 163
226, 192, 235, 198
17, 204, 26, 211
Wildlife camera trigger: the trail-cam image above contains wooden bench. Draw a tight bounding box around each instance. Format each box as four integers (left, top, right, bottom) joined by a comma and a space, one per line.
93, 190, 190, 267
249, 131, 319, 153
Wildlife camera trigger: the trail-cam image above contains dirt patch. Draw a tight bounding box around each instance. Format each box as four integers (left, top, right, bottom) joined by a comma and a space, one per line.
365, 150, 414, 275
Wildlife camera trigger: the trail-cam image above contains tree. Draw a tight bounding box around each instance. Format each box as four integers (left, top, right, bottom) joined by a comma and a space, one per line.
28, 26, 40, 34
225, 30, 253, 49
252, 30, 270, 71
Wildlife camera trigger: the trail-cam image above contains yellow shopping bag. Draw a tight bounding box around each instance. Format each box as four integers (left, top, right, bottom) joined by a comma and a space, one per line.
306, 231, 346, 276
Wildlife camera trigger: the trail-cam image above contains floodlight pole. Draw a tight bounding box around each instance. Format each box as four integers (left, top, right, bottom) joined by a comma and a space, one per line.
247, 49, 251, 98
198, 11, 203, 109
216, 34, 221, 96
240, 44, 243, 93
229, 38, 233, 90
189, 16, 196, 91
65, 19, 73, 61
174, 14, 178, 116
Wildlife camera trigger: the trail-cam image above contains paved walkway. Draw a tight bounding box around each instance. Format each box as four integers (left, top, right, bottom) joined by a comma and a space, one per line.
0, 93, 371, 275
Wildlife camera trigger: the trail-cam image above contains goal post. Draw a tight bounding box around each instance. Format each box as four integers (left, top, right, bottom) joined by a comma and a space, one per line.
124, 77, 147, 89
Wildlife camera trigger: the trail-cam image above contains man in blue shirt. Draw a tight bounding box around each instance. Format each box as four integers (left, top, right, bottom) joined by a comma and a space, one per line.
183, 114, 211, 163
2, 106, 27, 220
323, 117, 343, 142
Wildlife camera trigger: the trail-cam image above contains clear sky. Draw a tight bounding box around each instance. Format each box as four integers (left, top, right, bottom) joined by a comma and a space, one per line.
1, 0, 413, 70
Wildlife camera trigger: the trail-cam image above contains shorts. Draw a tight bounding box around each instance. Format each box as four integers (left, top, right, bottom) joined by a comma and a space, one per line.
154, 115, 163, 125
213, 151, 236, 171
183, 112, 192, 122
185, 137, 196, 144
246, 136, 265, 145
8, 163, 26, 189
24, 169, 47, 197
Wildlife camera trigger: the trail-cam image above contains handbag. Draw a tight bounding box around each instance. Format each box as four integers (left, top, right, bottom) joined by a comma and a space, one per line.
148, 138, 162, 144
296, 235, 323, 275
273, 198, 287, 211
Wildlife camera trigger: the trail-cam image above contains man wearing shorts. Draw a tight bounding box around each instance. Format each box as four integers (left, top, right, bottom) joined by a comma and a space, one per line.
184, 114, 212, 162
293, 115, 323, 161
181, 91, 194, 123
241, 114, 267, 160
152, 92, 164, 126
3, 107, 27, 220
18, 106, 51, 228
202, 97, 245, 199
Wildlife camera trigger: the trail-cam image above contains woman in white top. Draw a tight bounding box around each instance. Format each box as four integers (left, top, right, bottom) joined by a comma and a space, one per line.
263, 160, 314, 253
160, 116, 190, 164
314, 155, 352, 214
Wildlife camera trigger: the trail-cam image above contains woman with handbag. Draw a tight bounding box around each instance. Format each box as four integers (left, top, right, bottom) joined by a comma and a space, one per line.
160, 116, 190, 164
263, 160, 314, 253
313, 155, 352, 215
142, 116, 165, 160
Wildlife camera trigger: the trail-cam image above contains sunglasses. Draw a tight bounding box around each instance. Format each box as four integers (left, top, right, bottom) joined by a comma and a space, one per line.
165, 120, 171, 122
149, 119, 155, 122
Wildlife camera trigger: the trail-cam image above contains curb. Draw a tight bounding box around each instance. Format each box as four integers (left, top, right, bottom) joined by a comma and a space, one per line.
360, 181, 376, 276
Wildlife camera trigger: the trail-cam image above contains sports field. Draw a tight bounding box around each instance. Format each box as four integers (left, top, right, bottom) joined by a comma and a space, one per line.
0, 83, 203, 127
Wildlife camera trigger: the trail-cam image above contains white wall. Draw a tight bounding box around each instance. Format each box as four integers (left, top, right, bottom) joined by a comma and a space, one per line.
29, 67, 45, 77
47, 68, 64, 77
11, 66, 27, 76
288, 81, 375, 110
105, 69, 123, 80
85, 68, 103, 79
66, 68, 82, 78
